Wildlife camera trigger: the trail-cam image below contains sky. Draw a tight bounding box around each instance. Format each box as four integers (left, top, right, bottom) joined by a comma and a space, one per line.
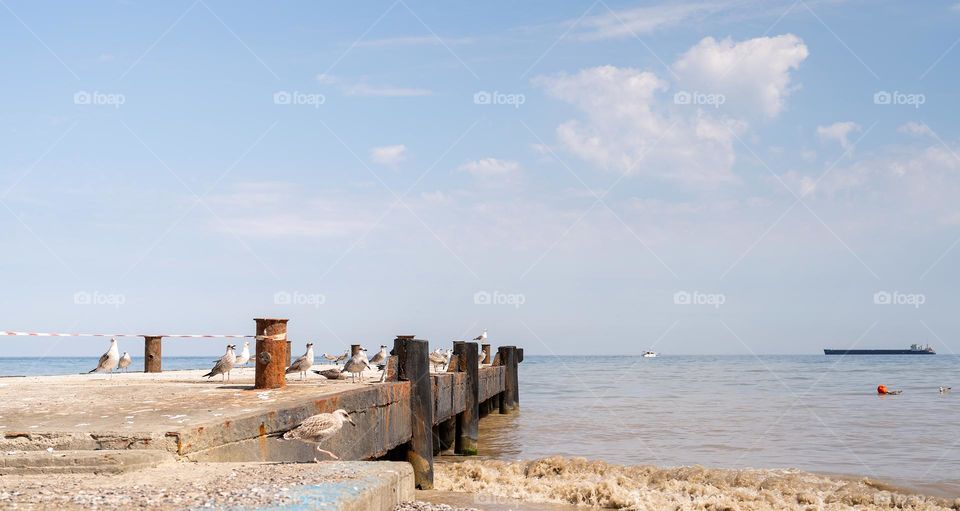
1, 0, 959, 357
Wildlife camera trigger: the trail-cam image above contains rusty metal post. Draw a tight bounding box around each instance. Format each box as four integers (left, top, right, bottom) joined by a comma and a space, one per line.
254, 318, 288, 390
394, 336, 433, 489
143, 336, 162, 373
481, 343, 491, 365
455, 341, 479, 455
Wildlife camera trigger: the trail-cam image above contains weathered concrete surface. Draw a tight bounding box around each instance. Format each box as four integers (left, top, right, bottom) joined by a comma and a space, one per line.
0, 449, 174, 475
0, 460, 414, 511
0, 366, 403, 459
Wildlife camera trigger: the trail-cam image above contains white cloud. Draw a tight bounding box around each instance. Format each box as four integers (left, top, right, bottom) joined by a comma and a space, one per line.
370, 144, 407, 165
345, 83, 432, 97
577, 2, 726, 40
673, 34, 809, 118
898, 121, 934, 137
458, 158, 521, 178
534, 65, 742, 185
816, 121, 861, 150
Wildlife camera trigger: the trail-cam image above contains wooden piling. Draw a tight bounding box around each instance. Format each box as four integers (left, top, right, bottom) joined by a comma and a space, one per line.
254, 318, 288, 390
143, 336, 162, 373
481, 343, 491, 365
517, 347, 524, 363
437, 418, 456, 455
455, 341, 479, 455
394, 337, 434, 489
498, 346, 518, 413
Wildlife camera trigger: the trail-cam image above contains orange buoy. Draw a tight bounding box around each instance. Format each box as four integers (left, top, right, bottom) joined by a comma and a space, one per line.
877, 384, 888, 394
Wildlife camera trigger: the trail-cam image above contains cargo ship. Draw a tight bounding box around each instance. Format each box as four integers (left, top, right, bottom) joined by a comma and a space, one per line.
823, 344, 935, 355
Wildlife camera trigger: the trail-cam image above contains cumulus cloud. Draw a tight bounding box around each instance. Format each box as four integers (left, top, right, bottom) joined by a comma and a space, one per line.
534, 65, 743, 185
458, 158, 521, 178
370, 144, 407, 165
534, 34, 807, 186
673, 34, 809, 118
898, 121, 934, 137
816, 121, 861, 150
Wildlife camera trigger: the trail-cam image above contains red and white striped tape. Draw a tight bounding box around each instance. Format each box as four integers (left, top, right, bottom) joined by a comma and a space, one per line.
0, 331, 255, 338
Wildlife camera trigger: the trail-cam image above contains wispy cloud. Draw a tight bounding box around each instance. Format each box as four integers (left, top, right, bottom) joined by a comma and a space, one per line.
345, 83, 432, 97
370, 144, 407, 165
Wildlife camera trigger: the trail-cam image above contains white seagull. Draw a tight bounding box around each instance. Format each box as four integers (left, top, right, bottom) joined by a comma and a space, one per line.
369, 345, 388, 369
203, 344, 236, 382
343, 349, 371, 383
473, 329, 487, 342
286, 343, 315, 381
118, 351, 132, 372
283, 409, 355, 460
234, 342, 251, 366
429, 350, 448, 373
89, 338, 120, 373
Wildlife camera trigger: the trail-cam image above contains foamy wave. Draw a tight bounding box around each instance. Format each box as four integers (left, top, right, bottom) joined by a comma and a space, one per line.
435, 457, 959, 510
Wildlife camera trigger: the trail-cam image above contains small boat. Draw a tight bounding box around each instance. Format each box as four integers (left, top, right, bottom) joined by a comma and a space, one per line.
642, 351, 657, 358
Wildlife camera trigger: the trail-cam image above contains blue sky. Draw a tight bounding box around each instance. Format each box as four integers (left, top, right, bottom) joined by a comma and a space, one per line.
2, 0, 959, 357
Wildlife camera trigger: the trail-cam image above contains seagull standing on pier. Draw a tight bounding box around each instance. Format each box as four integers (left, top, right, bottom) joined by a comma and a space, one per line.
473, 329, 487, 342
283, 409, 355, 460
89, 338, 120, 373
203, 344, 236, 382
286, 343, 315, 381
118, 351, 132, 372
343, 348, 371, 383
369, 345, 388, 370
429, 350, 448, 373
234, 342, 251, 367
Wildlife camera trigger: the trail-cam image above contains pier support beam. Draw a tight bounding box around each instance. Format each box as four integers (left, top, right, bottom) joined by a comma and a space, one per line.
394, 337, 434, 489
436, 418, 456, 455
481, 343, 491, 365
455, 341, 479, 455
254, 318, 288, 390
143, 336, 162, 373
498, 346, 518, 413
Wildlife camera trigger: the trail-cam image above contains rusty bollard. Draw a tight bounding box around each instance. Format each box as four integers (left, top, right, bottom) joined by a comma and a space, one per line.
255, 318, 288, 390
143, 336, 162, 373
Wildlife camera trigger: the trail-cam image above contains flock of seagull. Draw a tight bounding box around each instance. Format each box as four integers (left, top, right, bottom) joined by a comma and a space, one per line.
87, 329, 490, 386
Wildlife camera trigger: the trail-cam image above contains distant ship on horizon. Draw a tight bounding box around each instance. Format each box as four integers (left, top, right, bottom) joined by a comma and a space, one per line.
823, 344, 936, 355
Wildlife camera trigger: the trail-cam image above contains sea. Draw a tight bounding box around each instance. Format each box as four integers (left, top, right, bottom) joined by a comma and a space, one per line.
2, 354, 958, 499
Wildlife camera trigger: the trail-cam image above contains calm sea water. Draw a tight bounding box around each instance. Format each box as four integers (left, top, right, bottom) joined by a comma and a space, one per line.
479, 355, 960, 497
3, 355, 957, 496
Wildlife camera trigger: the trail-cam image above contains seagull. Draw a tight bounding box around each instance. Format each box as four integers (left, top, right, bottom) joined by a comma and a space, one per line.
940, 386, 952, 394
321, 351, 345, 364
473, 329, 487, 342
234, 342, 251, 367
283, 409, 355, 460
369, 345, 388, 370
343, 349, 370, 383
203, 345, 236, 382
313, 368, 345, 380
429, 350, 448, 373
89, 338, 120, 373
286, 343, 315, 381
118, 351, 132, 372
